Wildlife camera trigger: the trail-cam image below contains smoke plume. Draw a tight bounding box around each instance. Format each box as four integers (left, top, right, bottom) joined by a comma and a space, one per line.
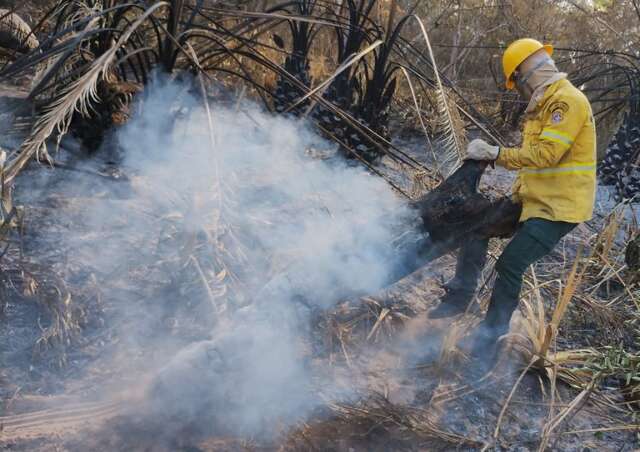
37, 77, 423, 439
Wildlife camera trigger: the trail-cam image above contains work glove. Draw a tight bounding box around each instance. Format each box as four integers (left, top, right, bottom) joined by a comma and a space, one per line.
466, 139, 499, 161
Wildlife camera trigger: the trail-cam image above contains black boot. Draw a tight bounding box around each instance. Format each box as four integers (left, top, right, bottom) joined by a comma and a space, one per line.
460, 322, 502, 376
428, 286, 473, 318
468, 322, 500, 359
428, 239, 489, 319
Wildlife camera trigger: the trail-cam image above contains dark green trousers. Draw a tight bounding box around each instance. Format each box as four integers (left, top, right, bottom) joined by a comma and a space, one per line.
453, 218, 576, 337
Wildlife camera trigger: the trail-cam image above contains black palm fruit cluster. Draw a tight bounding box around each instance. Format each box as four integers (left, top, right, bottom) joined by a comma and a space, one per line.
343, 100, 392, 164
339, 112, 390, 164
273, 50, 312, 116
313, 75, 385, 163
599, 111, 640, 200
272, 53, 387, 163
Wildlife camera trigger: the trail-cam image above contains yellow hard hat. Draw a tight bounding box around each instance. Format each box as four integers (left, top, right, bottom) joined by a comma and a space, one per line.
502, 38, 553, 90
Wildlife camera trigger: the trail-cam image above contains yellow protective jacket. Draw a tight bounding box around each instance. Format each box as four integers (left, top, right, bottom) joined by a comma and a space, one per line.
496, 78, 597, 224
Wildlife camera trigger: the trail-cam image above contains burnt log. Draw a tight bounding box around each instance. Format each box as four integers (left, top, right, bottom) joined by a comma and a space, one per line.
398, 160, 521, 275
414, 160, 521, 242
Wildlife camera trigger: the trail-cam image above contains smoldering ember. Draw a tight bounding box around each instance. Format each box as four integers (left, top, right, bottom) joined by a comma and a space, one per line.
0, 1, 639, 451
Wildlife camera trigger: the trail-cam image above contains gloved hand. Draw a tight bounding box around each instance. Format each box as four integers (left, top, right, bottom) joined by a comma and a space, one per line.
466, 139, 499, 161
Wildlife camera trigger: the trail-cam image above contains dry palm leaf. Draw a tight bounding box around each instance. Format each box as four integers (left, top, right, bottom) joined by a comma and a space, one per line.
413, 14, 464, 177
3, 2, 168, 184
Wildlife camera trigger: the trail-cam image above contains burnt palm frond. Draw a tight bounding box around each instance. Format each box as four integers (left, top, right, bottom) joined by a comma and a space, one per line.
0, 0, 448, 185
272, 0, 319, 115
327, 0, 377, 101
1, 0, 251, 153
4, 2, 167, 184
332, 12, 409, 163
357, 14, 415, 130
310, 0, 383, 161
160, 0, 185, 71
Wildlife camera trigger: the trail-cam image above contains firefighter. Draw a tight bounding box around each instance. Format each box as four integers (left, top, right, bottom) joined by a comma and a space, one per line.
428, 39, 597, 358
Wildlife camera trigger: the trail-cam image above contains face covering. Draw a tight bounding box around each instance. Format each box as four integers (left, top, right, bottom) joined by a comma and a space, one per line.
516, 58, 567, 113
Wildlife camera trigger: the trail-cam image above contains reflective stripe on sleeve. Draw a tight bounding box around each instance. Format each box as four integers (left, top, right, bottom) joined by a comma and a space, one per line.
540, 128, 574, 148
521, 163, 596, 177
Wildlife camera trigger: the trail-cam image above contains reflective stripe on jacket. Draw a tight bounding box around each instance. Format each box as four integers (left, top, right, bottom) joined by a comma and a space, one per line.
496, 78, 597, 223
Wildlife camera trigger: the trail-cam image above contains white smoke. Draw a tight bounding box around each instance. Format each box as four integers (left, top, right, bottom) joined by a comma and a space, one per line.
52, 77, 423, 439
119, 79, 418, 304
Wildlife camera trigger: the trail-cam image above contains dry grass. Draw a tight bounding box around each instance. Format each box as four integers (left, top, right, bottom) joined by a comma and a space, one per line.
285, 392, 485, 450
498, 205, 640, 446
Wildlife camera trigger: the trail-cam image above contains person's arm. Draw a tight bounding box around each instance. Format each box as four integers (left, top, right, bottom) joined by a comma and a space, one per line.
496, 97, 587, 170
